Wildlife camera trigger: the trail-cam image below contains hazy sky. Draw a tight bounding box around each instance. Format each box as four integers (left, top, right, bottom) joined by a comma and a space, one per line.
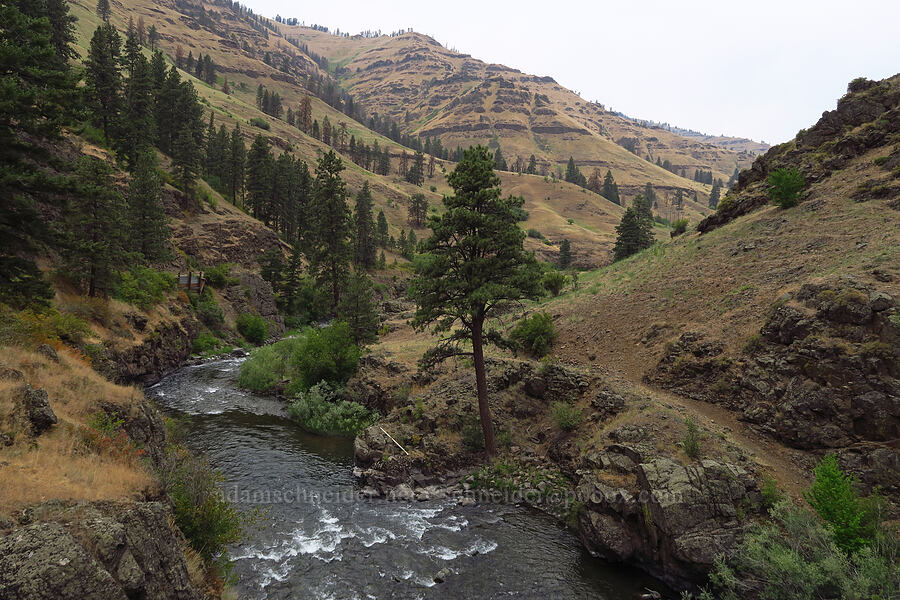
247, 0, 900, 144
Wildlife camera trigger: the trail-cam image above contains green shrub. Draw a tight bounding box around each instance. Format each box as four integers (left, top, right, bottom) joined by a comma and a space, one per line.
0, 306, 92, 347
249, 116, 269, 130
705, 501, 898, 600
743, 333, 764, 354
526, 228, 545, 240
236, 313, 268, 345
767, 167, 805, 209
89, 412, 125, 436
510, 312, 556, 357
204, 263, 236, 289
430, 185, 437, 192
290, 321, 360, 390
671, 218, 689, 236
542, 271, 568, 296
238, 323, 360, 393
192, 331, 224, 355
60, 297, 111, 326
550, 401, 582, 431
461, 414, 485, 452
196, 300, 224, 330
805, 454, 880, 553
237, 338, 300, 393
75, 121, 108, 147
873, 156, 889, 166
156, 445, 244, 562
112, 266, 176, 310
287, 381, 377, 436
760, 475, 784, 510
681, 417, 702, 459
511, 206, 529, 221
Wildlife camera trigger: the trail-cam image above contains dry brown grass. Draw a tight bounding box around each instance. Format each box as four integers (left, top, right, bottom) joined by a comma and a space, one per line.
0, 346, 153, 518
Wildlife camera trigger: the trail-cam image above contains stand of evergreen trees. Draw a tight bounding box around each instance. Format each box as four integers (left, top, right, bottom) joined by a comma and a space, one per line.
1, 0, 180, 306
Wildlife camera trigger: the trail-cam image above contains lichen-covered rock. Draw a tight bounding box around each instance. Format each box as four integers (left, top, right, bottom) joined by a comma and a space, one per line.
35, 344, 59, 363
20, 386, 57, 436
577, 454, 762, 589
0, 501, 201, 600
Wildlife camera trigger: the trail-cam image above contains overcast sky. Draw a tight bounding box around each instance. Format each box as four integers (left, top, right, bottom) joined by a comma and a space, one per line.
247, 0, 900, 145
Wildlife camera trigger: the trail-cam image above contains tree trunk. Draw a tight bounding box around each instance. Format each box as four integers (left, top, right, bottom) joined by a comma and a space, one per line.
471, 317, 496, 458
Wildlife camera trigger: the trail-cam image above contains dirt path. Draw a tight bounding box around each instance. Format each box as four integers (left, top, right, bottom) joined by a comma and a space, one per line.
633, 381, 811, 499
574, 361, 813, 500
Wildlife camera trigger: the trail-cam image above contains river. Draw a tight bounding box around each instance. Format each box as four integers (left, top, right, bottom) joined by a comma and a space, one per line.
148, 357, 665, 599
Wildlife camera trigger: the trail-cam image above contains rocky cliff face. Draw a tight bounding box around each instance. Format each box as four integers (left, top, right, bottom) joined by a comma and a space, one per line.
577, 450, 762, 589
0, 501, 202, 600
94, 310, 200, 386
649, 277, 899, 495
699, 74, 900, 233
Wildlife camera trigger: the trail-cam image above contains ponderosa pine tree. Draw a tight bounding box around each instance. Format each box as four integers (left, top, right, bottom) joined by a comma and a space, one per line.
246, 134, 273, 220
22, 0, 77, 65
227, 124, 246, 206
407, 150, 425, 185
377, 148, 391, 175
564, 157, 586, 187
307, 151, 352, 313
709, 182, 722, 209
587, 169, 602, 194
493, 146, 507, 171
84, 23, 122, 143
633, 193, 654, 224
410, 146, 543, 457
298, 95, 312, 133
376, 210, 389, 247
612, 207, 654, 261
526, 154, 537, 175
644, 182, 658, 208
120, 49, 153, 168
602, 169, 620, 204
558, 239, 572, 269
405, 229, 417, 259
408, 193, 428, 227
353, 182, 377, 269
338, 271, 380, 344
127, 150, 169, 262
96, 0, 111, 22
67, 157, 125, 297
258, 249, 285, 293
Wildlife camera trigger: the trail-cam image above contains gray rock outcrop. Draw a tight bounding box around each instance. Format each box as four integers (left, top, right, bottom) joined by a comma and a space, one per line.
577, 451, 762, 589
0, 501, 201, 600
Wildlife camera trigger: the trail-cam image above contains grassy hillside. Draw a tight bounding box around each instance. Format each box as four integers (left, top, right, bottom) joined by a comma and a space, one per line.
286, 29, 761, 202
65, 0, 655, 267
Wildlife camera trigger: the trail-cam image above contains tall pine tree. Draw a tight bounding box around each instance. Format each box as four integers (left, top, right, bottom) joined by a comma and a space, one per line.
67, 157, 125, 297
353, 182, 377, 269
306, 151, 352, 313
338, 271, 380, 344
127, 150, 169, 262
602, 170, 620, 205
84, 23, 122, 143
227, 125, 246, 206
410, 146, 543, 457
